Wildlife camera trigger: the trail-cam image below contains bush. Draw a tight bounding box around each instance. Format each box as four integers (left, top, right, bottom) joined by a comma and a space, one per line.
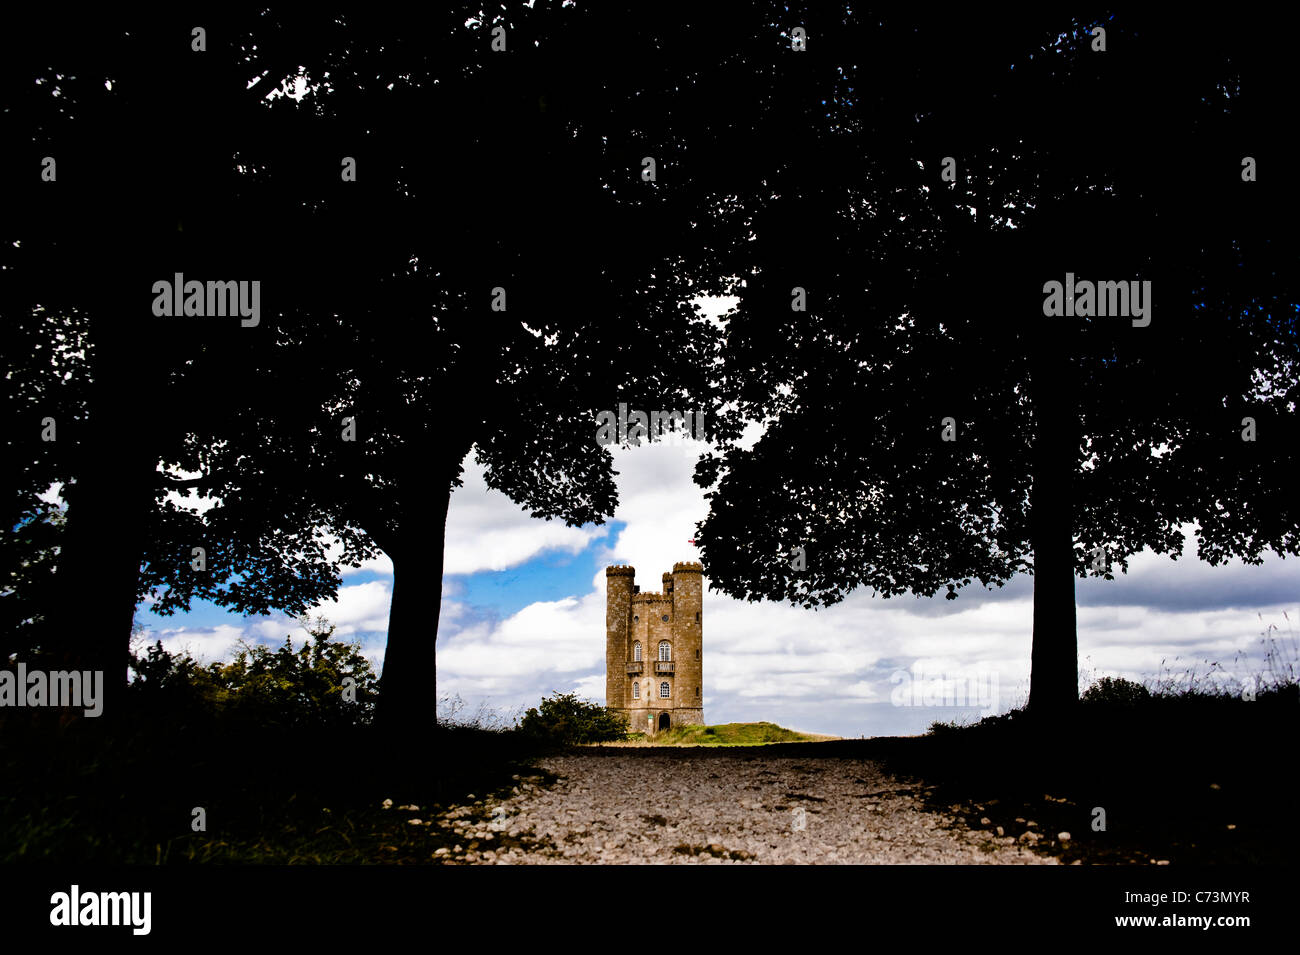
517, 692, 629, 744
127, 615, 379, 729
1081, 676, 1151, 706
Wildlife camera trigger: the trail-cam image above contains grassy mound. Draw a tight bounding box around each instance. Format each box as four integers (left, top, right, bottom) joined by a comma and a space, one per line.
613, 721, 832, 746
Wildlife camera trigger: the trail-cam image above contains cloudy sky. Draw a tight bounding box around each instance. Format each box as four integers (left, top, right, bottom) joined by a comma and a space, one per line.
134, 300, 1300, 738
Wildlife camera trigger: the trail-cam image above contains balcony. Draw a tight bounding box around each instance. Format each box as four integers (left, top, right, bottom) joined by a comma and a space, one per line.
626, 662, 643, 675
654, 661, 675, 674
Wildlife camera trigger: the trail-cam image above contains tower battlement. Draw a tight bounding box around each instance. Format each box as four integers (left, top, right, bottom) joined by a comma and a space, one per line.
630, 591, 670, 603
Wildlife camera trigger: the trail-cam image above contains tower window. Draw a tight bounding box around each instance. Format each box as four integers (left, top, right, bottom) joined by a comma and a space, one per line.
695, 612, 700, 623
695, 649, 699, 659
633, 614, 639, 623
633, 642, 641, 661
696, 687, 700, 696
658, 641, 671, 661
661, 614, 669, 622
633, 682, 640, 699
659, 682, 670, 699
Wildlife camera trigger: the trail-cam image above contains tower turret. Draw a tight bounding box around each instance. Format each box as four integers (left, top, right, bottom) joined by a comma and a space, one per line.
670, 561, 704, 726
605, 565, 635, 718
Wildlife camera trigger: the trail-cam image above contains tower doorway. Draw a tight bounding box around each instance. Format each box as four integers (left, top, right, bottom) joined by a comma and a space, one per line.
658, 713, 670, 732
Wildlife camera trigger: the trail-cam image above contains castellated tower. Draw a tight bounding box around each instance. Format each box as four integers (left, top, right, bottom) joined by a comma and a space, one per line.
605, 562, 704, 735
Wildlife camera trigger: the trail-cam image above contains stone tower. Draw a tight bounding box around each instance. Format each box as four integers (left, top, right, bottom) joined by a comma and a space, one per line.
605, 561, 704, 734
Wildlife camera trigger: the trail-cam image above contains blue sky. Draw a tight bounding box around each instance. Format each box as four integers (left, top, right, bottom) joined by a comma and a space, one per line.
127, 298, 1300, 738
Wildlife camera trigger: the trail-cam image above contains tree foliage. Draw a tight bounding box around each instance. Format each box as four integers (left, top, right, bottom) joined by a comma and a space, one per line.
686, 10, 1300, 710
127, 616, 378, 729
1080, 676, 1151, 707
0, 9, 381, 701
1, 6, 731, 728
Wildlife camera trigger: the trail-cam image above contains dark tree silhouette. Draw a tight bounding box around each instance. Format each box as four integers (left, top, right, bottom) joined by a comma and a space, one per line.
689, 11, 1300, 712
236, 5, 733, 729
2, 6, 732, 730
1, 12, 380, 710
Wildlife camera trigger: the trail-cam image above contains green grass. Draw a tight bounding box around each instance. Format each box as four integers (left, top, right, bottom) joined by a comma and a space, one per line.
605, 721, 834, 746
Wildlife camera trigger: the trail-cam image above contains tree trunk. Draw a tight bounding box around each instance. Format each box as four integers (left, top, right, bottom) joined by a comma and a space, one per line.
45, 356, 159, 720
1027, 459, 1078, 713
374, 480, 453, 736
1026, 343, 1080, 714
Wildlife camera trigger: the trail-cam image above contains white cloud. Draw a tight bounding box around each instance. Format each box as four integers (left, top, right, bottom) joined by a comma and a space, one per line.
444, 458, 607, 574
341, 552, 394, 577
311, 580, 392, 635
144, 624, 247, 665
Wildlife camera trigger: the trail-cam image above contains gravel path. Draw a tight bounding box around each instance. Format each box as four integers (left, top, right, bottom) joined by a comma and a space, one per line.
430, 752, 1059, 864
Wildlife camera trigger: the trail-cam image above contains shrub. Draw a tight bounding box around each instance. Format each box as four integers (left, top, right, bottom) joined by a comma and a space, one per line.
517, 692, 629, 744
127, 616, 379, 729
1081, 676, 1151, 706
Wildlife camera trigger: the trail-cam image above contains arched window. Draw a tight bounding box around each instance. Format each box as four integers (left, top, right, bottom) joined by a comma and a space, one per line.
632, 681, 640, 699
658, 641, 671, 661
633, 614, 639, 623
659, 682, 670, 699
633, 642, 641, 661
